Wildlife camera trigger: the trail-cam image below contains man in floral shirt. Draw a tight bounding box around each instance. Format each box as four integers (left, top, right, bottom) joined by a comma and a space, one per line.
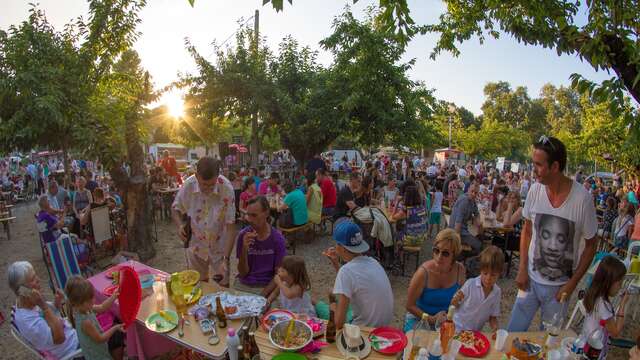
172, 157, 236, 286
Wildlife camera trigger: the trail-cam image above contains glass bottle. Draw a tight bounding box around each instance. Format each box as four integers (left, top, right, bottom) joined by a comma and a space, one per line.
215, 296, 227, 328
439, 305, 456, 354
326, 293, 337, 343
409, 313, 431, 360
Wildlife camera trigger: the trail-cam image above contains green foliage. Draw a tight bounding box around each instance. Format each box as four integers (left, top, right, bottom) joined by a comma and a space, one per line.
480, 81, 548, 141
0, 0, 146, 160
181, 26, 273, 148
321, 8, 437, 151
269, 36, 342, 164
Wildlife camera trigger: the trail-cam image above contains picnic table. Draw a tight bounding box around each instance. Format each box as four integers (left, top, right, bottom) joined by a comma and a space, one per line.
89, 261, 177, 360
253, 324, 393, 360
405, 329, 576, 359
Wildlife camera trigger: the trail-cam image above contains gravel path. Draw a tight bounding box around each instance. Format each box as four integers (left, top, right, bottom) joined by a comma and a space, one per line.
1, 201, 634, 358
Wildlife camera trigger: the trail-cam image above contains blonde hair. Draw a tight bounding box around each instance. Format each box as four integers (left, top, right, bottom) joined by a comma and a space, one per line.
65, 275, 95, 328
433, 228, 461, 260
479, 245, 505, 274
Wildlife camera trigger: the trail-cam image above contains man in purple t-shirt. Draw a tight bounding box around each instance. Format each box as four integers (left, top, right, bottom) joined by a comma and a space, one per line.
235, 195, 286, 296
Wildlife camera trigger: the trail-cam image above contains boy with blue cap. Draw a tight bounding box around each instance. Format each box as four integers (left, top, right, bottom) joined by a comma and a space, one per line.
323, 220, 394, 329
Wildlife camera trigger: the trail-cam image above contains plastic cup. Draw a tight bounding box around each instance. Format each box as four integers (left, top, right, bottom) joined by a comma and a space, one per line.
494, 329, 509, 351
547, 349, 562, 360
448, 339, 462, 357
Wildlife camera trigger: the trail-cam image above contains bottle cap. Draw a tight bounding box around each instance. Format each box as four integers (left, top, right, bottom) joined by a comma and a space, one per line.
228, 328, 236, 336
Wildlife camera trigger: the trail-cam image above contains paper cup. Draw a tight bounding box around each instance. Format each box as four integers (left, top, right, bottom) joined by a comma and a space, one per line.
494, 329, 509, 351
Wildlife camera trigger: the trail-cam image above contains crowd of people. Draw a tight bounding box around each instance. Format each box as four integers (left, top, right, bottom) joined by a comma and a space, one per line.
7, 136, 640, 359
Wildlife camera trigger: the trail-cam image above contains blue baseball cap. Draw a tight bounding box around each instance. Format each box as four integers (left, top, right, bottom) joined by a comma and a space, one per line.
333, 221, 369, 254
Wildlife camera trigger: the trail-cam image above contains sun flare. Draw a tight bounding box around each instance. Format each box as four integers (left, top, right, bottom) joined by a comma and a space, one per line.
163, 91, 184, 118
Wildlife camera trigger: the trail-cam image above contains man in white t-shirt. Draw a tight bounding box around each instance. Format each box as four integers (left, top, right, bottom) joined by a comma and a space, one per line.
323, 221, 394, 328
506, 136, 597, 331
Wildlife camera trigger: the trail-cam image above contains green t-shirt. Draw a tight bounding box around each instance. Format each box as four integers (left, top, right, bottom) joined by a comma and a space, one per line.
284, 189, 308, 226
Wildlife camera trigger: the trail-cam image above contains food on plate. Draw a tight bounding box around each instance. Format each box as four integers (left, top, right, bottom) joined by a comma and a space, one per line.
179, 270, 199, 286
272, 328, 309, 348
265, 314, 293, 329
454, 331, 484, 352
510, 337, 542, 359
224, 306, 237, 315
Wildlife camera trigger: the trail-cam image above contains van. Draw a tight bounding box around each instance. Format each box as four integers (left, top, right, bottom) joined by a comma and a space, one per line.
323, 149, 364, 168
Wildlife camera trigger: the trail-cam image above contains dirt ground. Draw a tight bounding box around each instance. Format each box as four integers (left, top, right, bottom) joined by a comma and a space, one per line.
1, 200, 634, 359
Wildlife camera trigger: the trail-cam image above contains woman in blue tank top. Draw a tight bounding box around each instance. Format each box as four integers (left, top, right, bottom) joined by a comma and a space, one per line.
404, 228, 466, 332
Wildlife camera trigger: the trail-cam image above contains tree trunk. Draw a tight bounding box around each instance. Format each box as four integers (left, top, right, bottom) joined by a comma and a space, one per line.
61, 143, 71, 188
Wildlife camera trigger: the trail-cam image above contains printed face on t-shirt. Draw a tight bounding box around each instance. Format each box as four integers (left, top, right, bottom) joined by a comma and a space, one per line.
533, 213, 575, 281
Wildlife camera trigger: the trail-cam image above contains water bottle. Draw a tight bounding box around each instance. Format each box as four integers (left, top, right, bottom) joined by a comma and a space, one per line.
428, 339, 443, 360
227, 327, 240, 360
571, 332, 587, 356
416, 348, 429, 360
583, 320, 606, 359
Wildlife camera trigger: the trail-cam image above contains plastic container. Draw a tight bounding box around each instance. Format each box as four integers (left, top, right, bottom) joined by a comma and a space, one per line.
227, 328, 240, 360
428, 339, 442, 360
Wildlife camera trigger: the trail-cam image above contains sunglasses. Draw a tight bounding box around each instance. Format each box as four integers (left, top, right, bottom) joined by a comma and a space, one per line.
537, 135, 556, 151
432, 247, 451, 258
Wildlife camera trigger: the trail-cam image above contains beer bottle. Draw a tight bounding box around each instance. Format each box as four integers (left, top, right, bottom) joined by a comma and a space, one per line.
237, 346, 246, 360
215, 296, 228, 328
325, 293, 337, 343
241, 325, 252, 355
248, 332, 260, 359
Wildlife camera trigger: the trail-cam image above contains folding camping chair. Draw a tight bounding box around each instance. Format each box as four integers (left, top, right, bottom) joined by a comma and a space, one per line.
10, 306, 83, 360
41, 232, 85, 290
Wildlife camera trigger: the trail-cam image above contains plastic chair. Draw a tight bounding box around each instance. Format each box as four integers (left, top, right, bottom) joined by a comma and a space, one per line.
624, 241, 640, 266
565, 291, 587, 331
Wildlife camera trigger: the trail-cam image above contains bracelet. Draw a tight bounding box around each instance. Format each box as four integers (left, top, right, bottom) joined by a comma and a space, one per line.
617, 314, 625, 318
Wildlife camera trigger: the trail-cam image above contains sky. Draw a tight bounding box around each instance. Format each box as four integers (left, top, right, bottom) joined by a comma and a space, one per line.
2, 0, 611, 114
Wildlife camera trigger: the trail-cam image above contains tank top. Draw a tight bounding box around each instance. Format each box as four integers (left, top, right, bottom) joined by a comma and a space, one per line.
74, 310, 111, 360
278, 289, 316, 317
416, 263, 462, 316
74, 189, 90, 211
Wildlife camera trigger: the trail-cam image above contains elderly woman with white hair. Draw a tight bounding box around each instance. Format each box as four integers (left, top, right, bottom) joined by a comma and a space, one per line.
8, 261, 79, 358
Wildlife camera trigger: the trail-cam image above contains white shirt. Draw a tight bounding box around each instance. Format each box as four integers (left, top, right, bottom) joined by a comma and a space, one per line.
431, 191, 443, 213
14, 305, 79, 359
583, 298, 614, 338
458, 168, 467, 178
172, 175, 236, 261
453, 276, 501, 331
427, 165, 438, 177
333, 256, 393, 327
523, 181, 598, 286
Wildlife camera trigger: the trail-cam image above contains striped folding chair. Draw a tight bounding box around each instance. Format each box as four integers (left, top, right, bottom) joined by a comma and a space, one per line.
44, 234, 83, 290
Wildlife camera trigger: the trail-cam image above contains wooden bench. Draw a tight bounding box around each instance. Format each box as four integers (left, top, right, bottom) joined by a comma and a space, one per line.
278, 223, 312, 254
1, 216, 16, 241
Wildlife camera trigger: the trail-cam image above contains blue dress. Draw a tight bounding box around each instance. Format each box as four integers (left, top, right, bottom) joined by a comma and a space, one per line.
403, 264, 462, 332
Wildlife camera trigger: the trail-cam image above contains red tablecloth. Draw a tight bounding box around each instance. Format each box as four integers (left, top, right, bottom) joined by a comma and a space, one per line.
88, 260, 178, 360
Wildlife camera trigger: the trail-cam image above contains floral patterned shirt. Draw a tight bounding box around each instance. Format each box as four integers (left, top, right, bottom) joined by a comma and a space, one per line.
172, 175, 236, 260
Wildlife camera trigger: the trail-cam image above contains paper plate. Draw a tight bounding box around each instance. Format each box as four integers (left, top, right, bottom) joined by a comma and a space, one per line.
336, 331, 371, 359
369, 327, 407, 355
103, 284, 119, 296
454, 330, 490, 358
261, 309, 295, 331
118, 266, 141, 328
145, 310, 178, 333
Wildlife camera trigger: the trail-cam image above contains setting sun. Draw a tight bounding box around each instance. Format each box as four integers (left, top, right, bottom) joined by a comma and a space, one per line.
163, 91, 184, 118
